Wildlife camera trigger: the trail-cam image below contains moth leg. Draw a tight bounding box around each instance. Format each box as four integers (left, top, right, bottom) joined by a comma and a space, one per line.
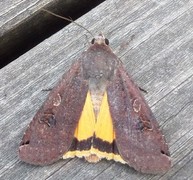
41, 88, 53, 91
139, 86, 148, 94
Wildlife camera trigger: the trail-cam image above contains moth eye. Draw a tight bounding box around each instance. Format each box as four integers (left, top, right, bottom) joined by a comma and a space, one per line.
91, 38, 95, 44
105, 38, 109, 45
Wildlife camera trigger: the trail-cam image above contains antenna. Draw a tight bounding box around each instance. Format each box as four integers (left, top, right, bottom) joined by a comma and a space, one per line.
42, 9, 94, 37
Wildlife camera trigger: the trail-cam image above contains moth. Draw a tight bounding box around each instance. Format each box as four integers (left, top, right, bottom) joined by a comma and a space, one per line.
19, 34, 171, 174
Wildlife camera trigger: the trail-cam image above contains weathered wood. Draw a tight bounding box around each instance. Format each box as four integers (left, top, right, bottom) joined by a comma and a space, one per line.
1, 0, 193, 179
0, 0, 104, 67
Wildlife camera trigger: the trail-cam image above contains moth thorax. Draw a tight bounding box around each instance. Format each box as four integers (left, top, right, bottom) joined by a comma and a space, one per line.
93, 34, 107, 45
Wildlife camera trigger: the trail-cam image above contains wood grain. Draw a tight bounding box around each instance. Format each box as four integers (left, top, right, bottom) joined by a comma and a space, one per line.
1, 0, 193, 179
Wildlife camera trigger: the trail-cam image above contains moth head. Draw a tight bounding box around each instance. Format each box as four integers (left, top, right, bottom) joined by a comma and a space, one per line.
91, 33, 109, 46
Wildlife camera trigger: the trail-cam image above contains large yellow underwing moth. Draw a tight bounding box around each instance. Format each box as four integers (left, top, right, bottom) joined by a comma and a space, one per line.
19, 34, 171, 174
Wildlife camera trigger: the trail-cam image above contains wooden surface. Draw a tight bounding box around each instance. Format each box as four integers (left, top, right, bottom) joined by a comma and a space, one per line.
1, 0, 193, 179
0, 0, 104, 67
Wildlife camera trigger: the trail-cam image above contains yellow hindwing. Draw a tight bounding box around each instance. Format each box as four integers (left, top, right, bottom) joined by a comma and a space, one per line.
63, 91, 125, 163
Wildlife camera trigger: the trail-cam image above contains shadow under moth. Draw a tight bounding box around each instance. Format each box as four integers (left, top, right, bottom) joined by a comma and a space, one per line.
19, 34, 171, 174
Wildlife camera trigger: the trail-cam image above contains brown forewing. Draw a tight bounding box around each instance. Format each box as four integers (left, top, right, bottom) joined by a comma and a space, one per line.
19, 61, 88, 165
107, 65, 171, 174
